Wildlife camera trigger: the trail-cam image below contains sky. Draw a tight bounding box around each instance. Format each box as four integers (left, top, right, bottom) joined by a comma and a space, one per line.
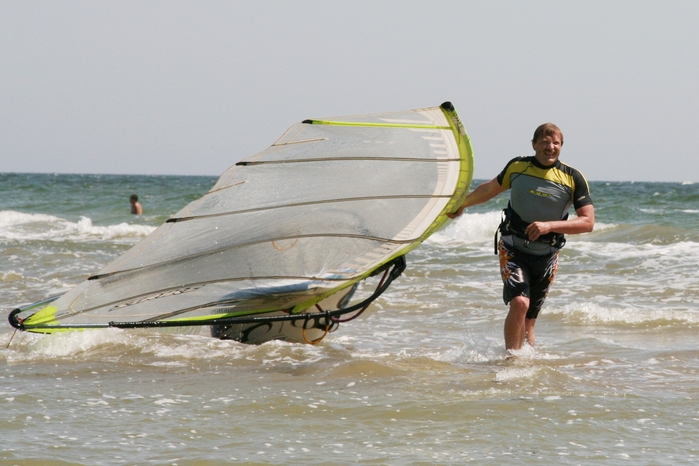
2, 1, 698, 182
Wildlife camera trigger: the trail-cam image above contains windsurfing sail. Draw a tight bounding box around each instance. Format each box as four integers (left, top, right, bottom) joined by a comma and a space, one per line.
9, 102, 474, 343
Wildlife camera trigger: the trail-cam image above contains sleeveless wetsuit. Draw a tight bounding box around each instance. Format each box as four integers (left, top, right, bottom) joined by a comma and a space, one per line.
496, 156, 592, 318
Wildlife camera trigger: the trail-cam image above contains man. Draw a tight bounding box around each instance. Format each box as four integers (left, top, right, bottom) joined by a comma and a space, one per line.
130, 194, 143, 215
447, 123, 594, 352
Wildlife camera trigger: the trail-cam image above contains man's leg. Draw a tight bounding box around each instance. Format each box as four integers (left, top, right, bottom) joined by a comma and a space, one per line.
525, 318, 536, 347
504, 295, 529, 350
522, 250, 557, 349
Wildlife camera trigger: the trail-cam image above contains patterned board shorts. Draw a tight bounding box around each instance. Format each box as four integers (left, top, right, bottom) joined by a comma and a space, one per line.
498, 237, 559, 319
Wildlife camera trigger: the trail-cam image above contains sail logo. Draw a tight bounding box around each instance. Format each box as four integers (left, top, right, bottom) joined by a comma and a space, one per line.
109, 285, 204, 312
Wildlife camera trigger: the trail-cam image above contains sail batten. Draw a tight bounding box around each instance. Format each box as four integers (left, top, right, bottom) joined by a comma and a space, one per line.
167, 194, 455, 222
237, 156, 460, 166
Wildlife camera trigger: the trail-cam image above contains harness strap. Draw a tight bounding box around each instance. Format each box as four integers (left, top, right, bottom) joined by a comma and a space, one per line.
494, 205, 566, 255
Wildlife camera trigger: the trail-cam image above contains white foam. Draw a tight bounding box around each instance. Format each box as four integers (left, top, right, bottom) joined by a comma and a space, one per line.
0, 210, 62, 229
145, 334, 250, 361
419, 332, 562, 366
4, 328, 253, 363
73, 216, 155, 240
20, 328, 137, 358
1, 270, 23, 282
430, 333, 505, 364
584, 221, 617, 232
550, 302, 699, 326
495, 365, 541, 382
570, 239, 699, 264
0, 210, 155, 242
428, 211, 502, 245
428, 211, 617, 247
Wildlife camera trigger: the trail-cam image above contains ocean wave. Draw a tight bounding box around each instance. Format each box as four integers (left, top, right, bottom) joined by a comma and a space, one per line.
428, 211, 617, 246
549, 302, 699, 326
572, 238, 699, 260
0, 210, 61, 228
1, 328, 333, 365
427, 211, 696, 251
0, 210, 155, 243
3, 329, 241, 363
582, 223, 699, 245
428, 211, 501, 245
1, 270, 23, 282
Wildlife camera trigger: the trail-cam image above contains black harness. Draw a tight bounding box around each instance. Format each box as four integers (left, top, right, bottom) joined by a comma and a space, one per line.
494, 204, 566, 255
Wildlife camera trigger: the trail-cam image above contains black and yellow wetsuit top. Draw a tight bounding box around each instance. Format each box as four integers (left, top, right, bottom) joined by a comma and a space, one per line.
496, 157, 592, 254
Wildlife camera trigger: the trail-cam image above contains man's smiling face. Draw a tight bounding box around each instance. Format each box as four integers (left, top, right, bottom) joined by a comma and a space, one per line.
532, 132, 562, 167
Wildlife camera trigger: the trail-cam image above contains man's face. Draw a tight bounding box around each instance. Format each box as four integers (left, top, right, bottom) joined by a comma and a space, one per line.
532, 132, 562, 167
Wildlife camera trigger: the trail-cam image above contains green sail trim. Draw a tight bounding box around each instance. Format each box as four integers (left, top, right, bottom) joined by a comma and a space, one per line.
288, 104, 474, 314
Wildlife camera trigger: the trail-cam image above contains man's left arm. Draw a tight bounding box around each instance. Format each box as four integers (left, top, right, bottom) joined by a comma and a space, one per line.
524, 204, 595, 241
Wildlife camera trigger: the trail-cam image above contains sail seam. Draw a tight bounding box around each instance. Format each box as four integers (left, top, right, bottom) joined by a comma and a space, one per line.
167, 194, 453, 223
304, 119, 451, 130
237, 156, 460, 166
89, 233, 421, 282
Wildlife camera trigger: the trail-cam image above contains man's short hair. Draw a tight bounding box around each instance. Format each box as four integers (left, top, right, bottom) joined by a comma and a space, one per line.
532, 123, 564, 145
130, 194, 138, 202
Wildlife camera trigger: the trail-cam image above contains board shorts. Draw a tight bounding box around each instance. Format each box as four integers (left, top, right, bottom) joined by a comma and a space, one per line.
498, 236, 559, 319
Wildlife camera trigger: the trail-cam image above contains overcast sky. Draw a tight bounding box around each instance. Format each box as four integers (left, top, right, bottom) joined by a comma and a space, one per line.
2, 1, 698, 182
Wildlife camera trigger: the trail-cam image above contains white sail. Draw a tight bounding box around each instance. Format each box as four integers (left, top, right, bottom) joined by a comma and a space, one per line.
11, 102, 473, 343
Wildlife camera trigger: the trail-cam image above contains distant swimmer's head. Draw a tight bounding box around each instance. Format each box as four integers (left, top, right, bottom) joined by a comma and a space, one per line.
532, 123, 563, 167
129, 194, 143, 215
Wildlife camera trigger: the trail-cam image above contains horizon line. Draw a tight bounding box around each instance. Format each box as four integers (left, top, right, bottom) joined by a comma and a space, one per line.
0, 171, 695, 185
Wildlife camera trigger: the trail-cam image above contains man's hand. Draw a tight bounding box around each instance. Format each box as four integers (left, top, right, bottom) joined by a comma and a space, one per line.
524, 205, 595, 241
446, 177, 506, 221
524, 221, 551, 241
447, 207, 465, 219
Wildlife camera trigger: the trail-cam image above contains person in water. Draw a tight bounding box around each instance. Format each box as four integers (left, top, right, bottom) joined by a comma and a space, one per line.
448, 123, 594, 352
130, 194, 143, 215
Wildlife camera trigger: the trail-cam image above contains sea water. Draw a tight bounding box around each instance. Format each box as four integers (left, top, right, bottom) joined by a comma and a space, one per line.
1, 173, 699, 465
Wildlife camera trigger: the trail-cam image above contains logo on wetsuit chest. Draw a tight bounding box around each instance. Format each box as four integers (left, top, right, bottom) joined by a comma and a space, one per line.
528, 188, 553, 198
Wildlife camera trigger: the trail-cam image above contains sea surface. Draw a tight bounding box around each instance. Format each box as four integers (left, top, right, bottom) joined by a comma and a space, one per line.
1, 172, 699, 465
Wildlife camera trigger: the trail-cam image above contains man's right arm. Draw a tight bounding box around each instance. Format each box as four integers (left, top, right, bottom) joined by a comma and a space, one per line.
447, 177, 506, 219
